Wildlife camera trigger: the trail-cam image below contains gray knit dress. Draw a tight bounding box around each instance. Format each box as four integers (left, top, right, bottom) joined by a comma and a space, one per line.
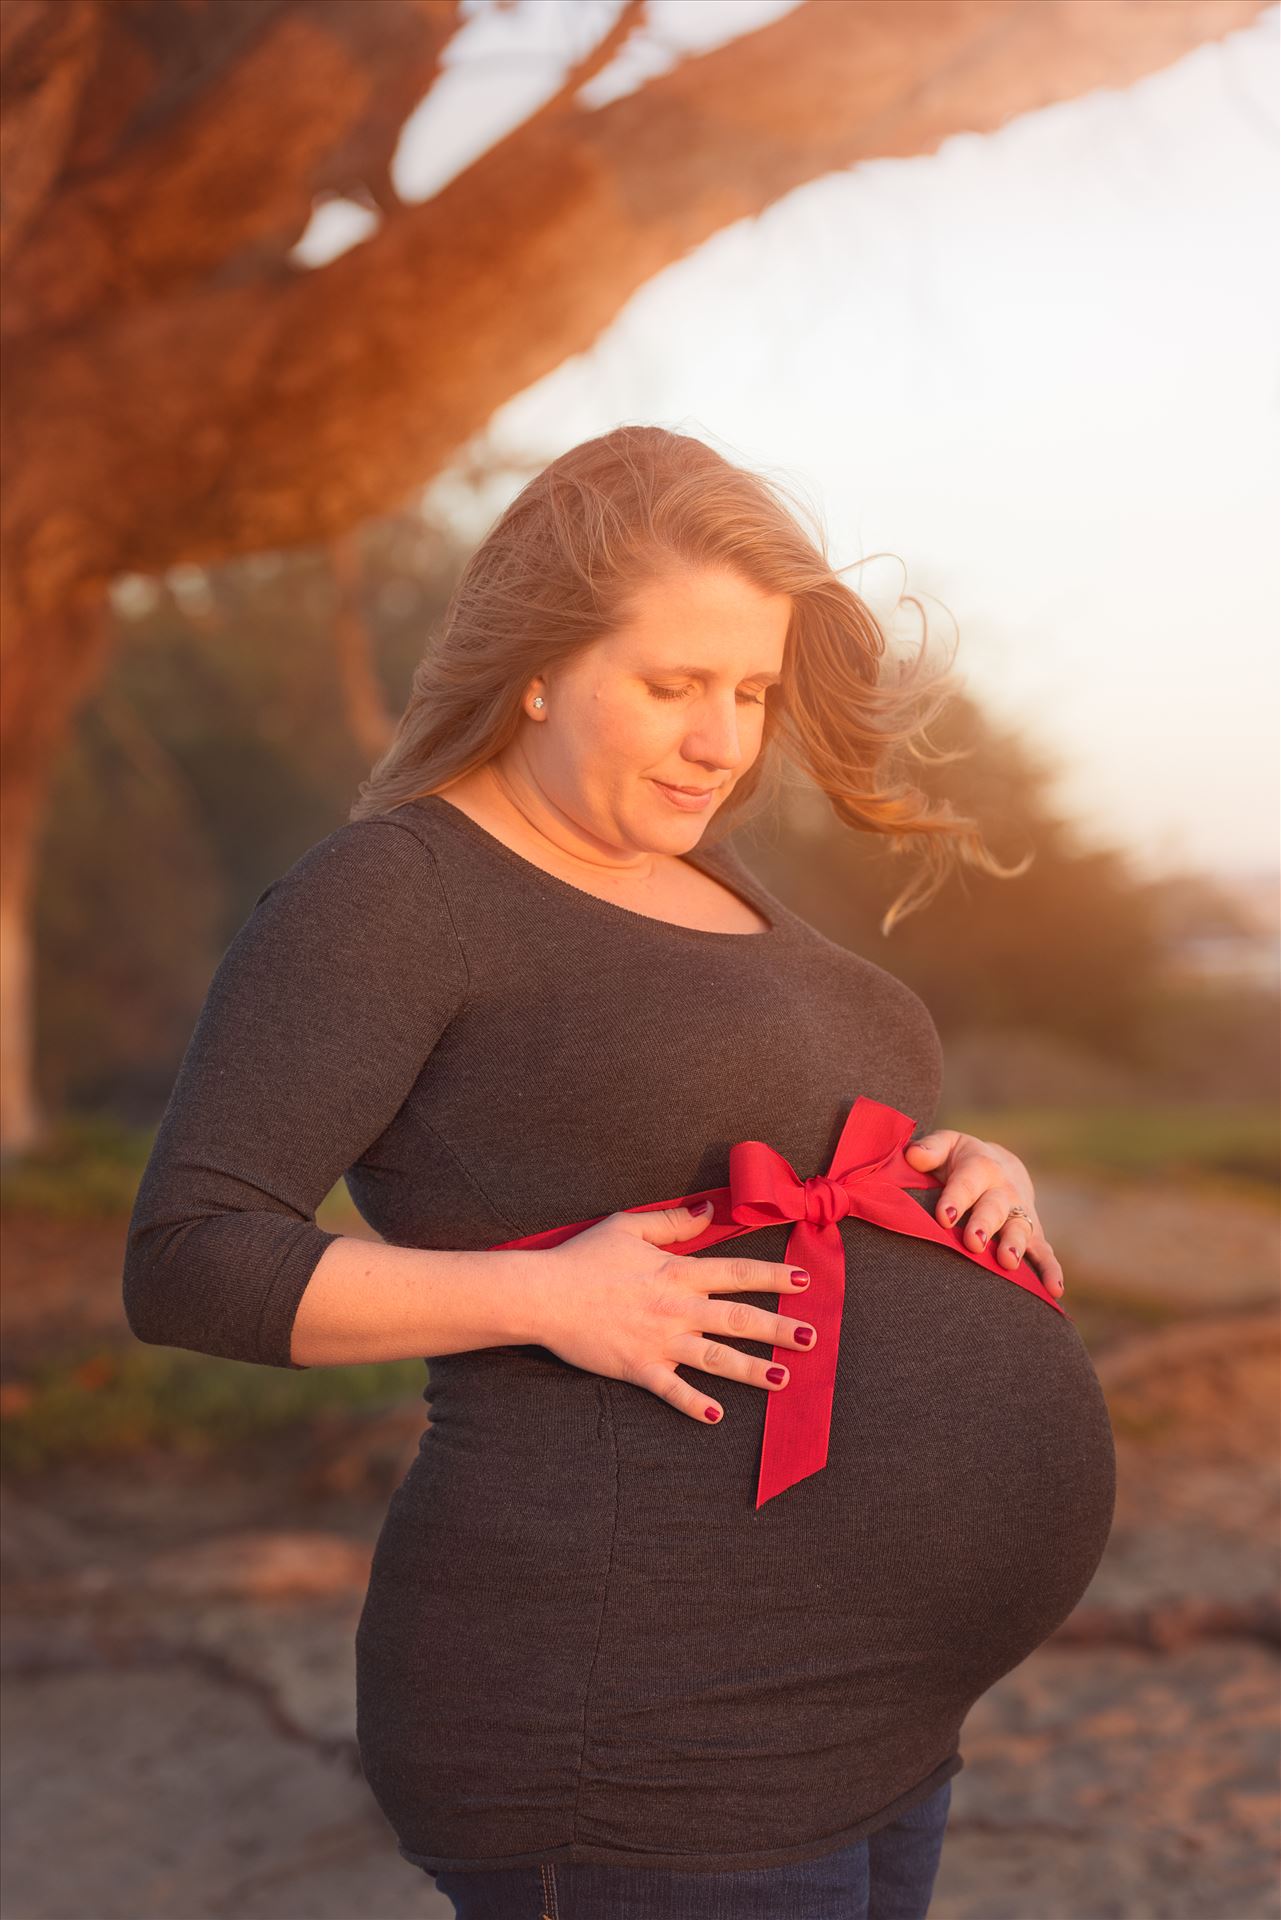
123, 794, 1116, 1874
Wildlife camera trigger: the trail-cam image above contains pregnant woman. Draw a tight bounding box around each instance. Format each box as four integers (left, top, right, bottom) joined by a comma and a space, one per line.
123, 427, 1116, 1920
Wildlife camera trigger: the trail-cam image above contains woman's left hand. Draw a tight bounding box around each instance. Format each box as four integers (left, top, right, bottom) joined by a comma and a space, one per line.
902, 1131, 1066, 1299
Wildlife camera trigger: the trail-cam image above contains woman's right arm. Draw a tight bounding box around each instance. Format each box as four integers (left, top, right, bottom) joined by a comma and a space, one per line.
285, 1235, 547, 1368
122, 817, 485, 1371
288, 1210, 813, 1388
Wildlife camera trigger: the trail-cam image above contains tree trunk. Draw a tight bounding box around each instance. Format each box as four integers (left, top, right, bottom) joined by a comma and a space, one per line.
0, 578, 115, 1158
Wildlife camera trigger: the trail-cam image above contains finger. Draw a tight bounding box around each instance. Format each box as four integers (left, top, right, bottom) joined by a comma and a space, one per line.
960, 1193, 1026, 1254
1024, 1234, 1066, 1297
633, 1359, 725, 1424
992, 1217, 1029, 1267
675, 1329, 795, 1392
999, 1224, 1066, 1299
902, 1130, 958, 1168
703, 1297, 817, 1352
629, 1201, 717, 1245
932, 1158, 1003, 1232
692, 1255, 812, 1295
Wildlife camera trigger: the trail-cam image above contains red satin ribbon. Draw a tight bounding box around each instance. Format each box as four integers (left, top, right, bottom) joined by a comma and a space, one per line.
490, 1095, 1067, 1509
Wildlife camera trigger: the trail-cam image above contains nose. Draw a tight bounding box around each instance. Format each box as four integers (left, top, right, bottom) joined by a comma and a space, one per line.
681, 696, 750, 773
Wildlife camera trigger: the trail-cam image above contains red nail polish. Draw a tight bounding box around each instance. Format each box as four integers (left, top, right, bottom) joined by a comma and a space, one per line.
943, 1205, 957, 1224
704, 1407, 721, 1421
975, 1228, 987, 1247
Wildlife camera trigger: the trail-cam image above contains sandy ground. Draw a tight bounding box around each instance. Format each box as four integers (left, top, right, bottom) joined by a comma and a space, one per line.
1, 1184, 1278, 1920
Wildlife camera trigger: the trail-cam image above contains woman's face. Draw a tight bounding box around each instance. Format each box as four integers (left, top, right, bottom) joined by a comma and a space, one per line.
494, 564, 791, 865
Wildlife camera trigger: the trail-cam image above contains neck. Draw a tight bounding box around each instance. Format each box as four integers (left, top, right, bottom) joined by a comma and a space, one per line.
466, 758, 662, 882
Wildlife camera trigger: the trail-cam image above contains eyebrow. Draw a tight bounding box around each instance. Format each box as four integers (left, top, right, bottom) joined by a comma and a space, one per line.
651, 663, 784, 685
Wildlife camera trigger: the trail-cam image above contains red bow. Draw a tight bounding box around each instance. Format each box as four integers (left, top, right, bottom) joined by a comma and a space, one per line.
491, 1096, 1066, 1508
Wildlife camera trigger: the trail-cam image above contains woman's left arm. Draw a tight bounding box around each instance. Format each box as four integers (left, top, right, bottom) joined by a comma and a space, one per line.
903, 1131, 1066, 1299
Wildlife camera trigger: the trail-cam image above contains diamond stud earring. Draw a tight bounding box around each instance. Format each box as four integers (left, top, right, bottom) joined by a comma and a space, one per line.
532, 696, 544, 709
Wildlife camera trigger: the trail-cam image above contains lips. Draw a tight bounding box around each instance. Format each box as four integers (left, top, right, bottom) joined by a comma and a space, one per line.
656, 782, 717, 795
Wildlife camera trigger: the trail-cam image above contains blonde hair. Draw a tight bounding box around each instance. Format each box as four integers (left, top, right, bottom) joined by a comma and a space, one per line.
350, 425, 1029, 933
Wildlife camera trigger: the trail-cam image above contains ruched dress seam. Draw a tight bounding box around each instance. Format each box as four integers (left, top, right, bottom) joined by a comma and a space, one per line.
568, 1378, 621, 1853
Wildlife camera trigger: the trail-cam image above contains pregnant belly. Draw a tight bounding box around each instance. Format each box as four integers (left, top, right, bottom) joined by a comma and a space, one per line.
354, 1213, 1116, 1863
617, 1213, 1116, 1688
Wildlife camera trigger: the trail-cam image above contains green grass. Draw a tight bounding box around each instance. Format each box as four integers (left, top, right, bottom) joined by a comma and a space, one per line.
0, 1342, 426, 1475
945, 1103, 1279, 1198
0, 1113, 157, 1219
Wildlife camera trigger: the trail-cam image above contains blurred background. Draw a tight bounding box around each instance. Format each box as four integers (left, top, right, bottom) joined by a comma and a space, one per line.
1, 2, 1277, 1915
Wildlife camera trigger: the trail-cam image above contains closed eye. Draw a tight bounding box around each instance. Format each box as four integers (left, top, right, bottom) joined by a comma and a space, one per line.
646, 685, 768, 707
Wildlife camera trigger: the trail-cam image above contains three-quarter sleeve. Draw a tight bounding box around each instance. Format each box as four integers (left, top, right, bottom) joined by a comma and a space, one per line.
122, 817, 469, 1370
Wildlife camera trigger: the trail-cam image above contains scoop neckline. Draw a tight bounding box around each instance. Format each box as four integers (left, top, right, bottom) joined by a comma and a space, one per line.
408, 793, 783, 944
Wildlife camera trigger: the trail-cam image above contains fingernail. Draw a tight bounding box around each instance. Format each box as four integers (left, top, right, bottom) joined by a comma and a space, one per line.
794, 1326, 814, 1347
943, 1205, 957, 1224
766, 1366, 787, 1384
974, 1228, 987, 1247
691, 1200, 713, 1217
704, 1406, 721, 1421
790, 1268, 810, 1287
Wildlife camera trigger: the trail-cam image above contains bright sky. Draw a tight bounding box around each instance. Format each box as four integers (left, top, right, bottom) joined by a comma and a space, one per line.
300, 0, 1280, 883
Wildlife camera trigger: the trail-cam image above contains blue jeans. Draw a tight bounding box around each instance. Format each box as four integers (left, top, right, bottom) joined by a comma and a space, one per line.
428, 1777, 952, 1919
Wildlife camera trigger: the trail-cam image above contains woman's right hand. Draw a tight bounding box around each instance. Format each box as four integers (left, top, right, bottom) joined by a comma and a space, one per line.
530, 1203, 816, 1424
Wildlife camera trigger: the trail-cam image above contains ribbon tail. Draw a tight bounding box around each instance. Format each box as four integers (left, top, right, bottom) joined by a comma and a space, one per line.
754, 1218, 841, 1508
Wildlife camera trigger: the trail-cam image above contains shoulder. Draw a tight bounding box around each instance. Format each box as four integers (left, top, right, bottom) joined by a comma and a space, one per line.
251, 811, 447, 914
238, 814, 468, 1008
